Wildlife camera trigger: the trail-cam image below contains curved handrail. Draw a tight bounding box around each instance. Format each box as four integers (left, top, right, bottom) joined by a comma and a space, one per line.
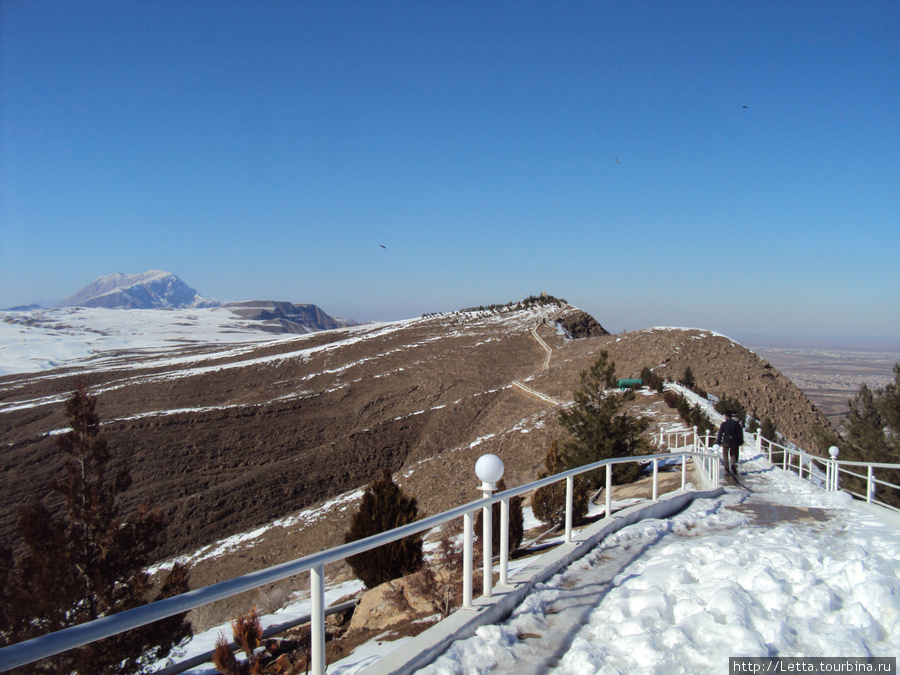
0, 446, 710, 673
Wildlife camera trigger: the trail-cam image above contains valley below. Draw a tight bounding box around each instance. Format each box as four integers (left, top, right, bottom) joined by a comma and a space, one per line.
749, 344, 900, 432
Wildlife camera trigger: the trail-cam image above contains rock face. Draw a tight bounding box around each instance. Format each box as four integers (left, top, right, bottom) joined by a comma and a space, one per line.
556, 310, 610, 339
219, 301, 356, 334
56, 270, 218, 309
347, 575, 437, 634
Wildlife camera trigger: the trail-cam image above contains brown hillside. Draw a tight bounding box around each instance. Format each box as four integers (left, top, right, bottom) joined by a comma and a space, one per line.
0, 307, 836, 592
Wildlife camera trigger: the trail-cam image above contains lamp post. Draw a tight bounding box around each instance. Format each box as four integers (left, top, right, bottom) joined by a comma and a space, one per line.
828, 446, 840, 492
475, 454, 504, 599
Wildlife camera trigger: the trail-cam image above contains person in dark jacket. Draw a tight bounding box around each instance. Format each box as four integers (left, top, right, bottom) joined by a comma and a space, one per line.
717, 412, 744, 475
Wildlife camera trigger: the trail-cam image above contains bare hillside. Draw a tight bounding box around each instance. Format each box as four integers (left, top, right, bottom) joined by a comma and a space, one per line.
0, 307, 837, 590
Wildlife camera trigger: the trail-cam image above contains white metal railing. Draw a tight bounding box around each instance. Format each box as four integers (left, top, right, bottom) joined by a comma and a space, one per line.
0, 442, 717, 675
660, 425, 718, 489
663, 379, 900, 512
754, 432, 900, 512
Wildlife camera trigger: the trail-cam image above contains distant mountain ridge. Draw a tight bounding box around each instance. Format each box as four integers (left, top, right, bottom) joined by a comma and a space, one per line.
220, 300, 357, 334
57, 270, 219, 310
42, 270, 355, 335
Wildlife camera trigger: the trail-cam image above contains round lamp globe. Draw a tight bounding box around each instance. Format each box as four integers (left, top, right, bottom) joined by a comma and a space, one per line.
475, 454, 504, 485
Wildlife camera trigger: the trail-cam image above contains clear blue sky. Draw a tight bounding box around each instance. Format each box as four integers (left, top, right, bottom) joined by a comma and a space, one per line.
2, 1, 898, 341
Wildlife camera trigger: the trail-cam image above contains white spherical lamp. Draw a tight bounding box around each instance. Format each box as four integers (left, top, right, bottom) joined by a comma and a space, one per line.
475, 454, 505, 486
828, 446, 840, 459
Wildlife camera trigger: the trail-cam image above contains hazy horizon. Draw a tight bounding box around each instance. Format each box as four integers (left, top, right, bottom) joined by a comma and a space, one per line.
4, 285, 898, 356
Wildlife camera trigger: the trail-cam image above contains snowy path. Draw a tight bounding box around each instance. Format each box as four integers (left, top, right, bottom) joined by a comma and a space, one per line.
511, 380, 559, 406
418, 450, 900, 674
530, 324, 553, 371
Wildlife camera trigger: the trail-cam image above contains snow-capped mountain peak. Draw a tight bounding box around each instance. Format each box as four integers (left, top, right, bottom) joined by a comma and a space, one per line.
56, 270, 219, 310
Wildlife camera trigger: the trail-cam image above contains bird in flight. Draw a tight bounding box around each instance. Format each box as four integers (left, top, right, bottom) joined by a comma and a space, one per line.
615, 157, 621, 164
380, 244, 386, 249
742, 105, 748, 109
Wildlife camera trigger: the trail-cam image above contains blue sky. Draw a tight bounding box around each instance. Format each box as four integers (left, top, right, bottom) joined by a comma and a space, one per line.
1, 1, 898, 341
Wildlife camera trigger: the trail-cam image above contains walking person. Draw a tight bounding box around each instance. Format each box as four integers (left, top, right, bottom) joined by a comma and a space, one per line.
717, 412, 744, 476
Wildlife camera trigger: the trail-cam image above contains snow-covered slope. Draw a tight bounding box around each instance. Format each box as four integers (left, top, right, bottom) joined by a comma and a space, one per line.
56, 270, 219, 310
0, 306, 282, 375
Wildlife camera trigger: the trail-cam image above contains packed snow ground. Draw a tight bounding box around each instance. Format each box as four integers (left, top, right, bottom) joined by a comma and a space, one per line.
417, 451, 900, 674
158, 447, 900, 675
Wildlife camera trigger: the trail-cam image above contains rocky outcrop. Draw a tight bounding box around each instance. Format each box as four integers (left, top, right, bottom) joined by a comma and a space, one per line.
556, 310, 610, 339
348, 577, 435, 633
219, 301, 355, 334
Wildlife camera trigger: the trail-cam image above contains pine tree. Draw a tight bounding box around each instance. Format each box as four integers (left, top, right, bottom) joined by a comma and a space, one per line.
760, 417, 778, 443
532, 441, 589, 526
0, 382, 191, 674
841, 365, 900, 507
845, 383, 891, 460
344, 468, 423, 589
557, 352, 650, 486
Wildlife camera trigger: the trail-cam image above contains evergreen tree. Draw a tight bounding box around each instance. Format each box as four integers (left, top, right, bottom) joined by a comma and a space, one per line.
638, 366, 663, 392
841, 365, 900, 507
558, 352, 650, 486
682, 366, 696, 390
845, 383, 891, 461
688, 404, 715, 437
532, 441, 589, 527
714, 395, 747, 424
747, 414, 761, 435
760, 417, 778, 443
879, 364, 900, 446
344, 468, 423, 589
0, 382, 191, 674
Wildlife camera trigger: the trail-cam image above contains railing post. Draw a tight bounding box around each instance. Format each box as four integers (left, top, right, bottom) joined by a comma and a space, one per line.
462, 511, 473, 609
605, 464, 612, 518
681, 454, 687, 492
499, 498, 509, 586
481, 484, 494, 599
867, 465, 874, 503
565, 476, 574, 544
310, 564, 325, 675
474, 454, 504, 601
652, 459, 659, 501
828, 446, 840, 492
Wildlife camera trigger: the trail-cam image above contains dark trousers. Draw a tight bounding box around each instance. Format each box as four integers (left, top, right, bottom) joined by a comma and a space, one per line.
721, 443, 739, 473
